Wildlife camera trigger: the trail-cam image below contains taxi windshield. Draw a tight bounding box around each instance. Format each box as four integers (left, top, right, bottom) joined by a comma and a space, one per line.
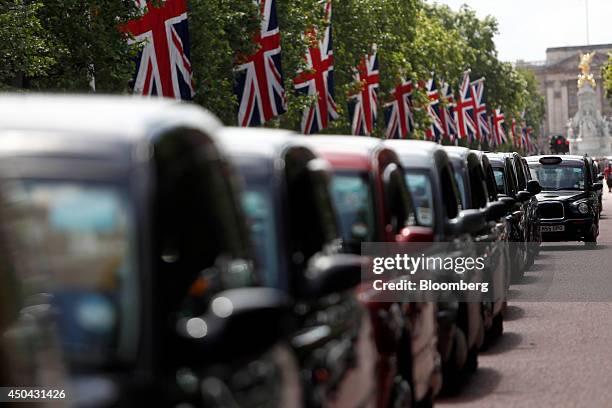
8, 180, 138, 367
329, 172, 375, 244
453, 171, 467, 208
405, 171, 434, 227
493, 168, 506, 195
241, 185, 279, 287
529, 163, 585, 191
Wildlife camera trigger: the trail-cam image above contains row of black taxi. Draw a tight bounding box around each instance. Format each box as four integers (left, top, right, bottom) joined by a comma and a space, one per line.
0, 95, 601, 408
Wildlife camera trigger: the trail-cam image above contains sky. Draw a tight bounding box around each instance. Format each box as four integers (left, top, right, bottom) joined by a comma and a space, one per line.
430, 0, 612, 62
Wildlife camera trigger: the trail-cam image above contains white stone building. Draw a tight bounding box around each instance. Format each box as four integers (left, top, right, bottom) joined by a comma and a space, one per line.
517, 43, 612, 139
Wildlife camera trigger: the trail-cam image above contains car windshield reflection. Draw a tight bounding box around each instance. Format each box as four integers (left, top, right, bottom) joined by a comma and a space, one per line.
8, 181, 138, 367
241, 186, 279, 287
529, 164, 585, 191
493, 168, 506, 195
329, 172, 375, 244
454, 172, 467, 208
405, 172, 434, 227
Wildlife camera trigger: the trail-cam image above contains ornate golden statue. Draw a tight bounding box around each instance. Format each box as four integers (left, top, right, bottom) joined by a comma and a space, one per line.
578, 52, 596, 89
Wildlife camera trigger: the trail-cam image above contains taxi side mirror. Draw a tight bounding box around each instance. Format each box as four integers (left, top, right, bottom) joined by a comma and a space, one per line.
485, 201, 507, 221
176, 288, 296, 363
592, 182, 603, 191
446, 209, 486, 236
298, 253, 364, 298
527, 180, 542, 195
498, 195, 516, 212
516, 191, 531, 202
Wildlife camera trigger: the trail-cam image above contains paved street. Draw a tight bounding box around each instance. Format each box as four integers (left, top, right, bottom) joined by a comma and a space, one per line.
439, 192, 612, 408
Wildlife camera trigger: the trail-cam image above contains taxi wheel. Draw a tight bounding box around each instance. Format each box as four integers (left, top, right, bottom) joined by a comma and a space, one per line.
464, 346, 478, 374
584, 235, 597, 248
441, 329, 468, 395
490, 312, 504, 338
413, 391, 434, 408
483, 311, 504, 350
510, 250, 526, 283
524, 253, 536, 270
584, 225, 598, 248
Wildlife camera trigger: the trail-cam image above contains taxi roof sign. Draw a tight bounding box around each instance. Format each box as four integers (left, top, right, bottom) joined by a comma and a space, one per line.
539, 156, 563, 165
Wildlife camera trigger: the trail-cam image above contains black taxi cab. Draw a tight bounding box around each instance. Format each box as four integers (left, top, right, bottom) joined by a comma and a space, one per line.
526, 155, 602, 247
387, 141, 488, 394
217, 129, 373, 408
443, 147, 508, 355
0, 95, 297, 408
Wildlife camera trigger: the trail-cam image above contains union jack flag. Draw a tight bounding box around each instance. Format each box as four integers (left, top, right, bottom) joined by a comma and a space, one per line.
294, 0, 338, 134
516, 111, 529, 150
384, 79, 414, 139
349, 46, 379, 136
488, 115, 497, 147
122, 0, 194, 99
523, 126, 533, 152
471, 77, 491, 143
440, 81, 458, 142
235, 0, 287, 127
519, 111, 532, 152
525, 126, 534, 153
455, 71, 478, 141
492, 107, 507, 146
425, 76, 444, 142
511, 117, 521, 147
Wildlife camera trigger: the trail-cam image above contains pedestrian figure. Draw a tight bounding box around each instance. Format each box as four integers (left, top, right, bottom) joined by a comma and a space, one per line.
605, 164, 612, 193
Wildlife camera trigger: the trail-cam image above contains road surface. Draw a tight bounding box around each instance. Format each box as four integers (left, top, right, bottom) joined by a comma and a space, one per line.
438, 191, 612, 407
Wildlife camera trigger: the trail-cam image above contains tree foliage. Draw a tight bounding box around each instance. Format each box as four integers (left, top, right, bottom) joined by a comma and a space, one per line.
604, 53, 612, 103
0, 0, 140, 92
275, 0, 328, 129
326, 0, 419, 135
0, 0, 54, 89
189, 0, 260, 124
516, 67, 545, 135
0, 0, 545, 149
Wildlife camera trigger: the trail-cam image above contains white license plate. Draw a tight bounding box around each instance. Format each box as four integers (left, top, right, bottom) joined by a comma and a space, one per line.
541, 225, 565, 232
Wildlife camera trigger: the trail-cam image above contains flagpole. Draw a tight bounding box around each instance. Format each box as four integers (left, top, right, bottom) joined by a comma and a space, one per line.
585, 0, 590, 45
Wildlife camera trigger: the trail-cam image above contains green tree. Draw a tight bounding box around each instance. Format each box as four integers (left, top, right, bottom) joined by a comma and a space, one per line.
516, 67, 545, 135
276, 0, 328, 129
604, 53, 612, 102
425, 3, 544, 151
0, 0, 54, 89
0, 0, 545, 148
405, 4, 473, 139
189, 0, 260, 125
325, 0, 419, 136
33, 0, 140, 92
0, 0, 141, 92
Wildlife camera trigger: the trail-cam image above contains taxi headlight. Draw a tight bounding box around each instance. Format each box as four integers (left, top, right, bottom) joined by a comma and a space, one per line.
577, 202, 589, 214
